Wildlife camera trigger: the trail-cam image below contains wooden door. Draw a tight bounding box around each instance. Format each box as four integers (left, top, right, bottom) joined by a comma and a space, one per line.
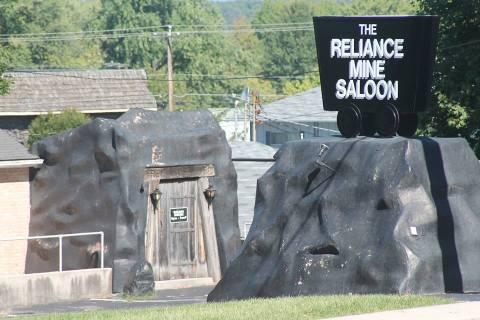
145, 178, 209, 281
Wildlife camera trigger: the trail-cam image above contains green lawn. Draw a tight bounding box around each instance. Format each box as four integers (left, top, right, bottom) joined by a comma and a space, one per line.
15, 295, 451, 320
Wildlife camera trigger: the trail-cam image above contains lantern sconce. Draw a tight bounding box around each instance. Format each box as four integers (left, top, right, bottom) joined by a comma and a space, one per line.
150, 187, 162, 213
203, 185, 216, 206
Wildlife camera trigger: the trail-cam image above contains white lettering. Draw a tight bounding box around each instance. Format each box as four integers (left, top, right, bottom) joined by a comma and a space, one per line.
349, 60, 362, 78
330, 38, 404, 60
364, 80, 376, 100
346, 80, 356, 98
384, 38, 395, 59
376, 80, 388, 100
394, 39, 404, 58
341, 39, 351, 58
355, 80, 365, 99
335, 79, 346, 99
335, 80, 399, 101
388, 81, 399, 100
330, 39, 341, 58
375, 60, 385, 80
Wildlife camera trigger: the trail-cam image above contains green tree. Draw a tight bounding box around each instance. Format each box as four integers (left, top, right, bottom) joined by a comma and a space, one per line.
252, 0, 320, 91
0, 0, 103, 69
27, 109, 90, 146
416, 0, 479, 147
417, 0, 479, 111
215, 0, 263, 24
99, 0, 166, 69
0, 52, 11, 95
254, 0, 415, 93
282, 73, 319, 96
418, 92, 469, 137
339, 0, 415, 15
100, 0, 258, 109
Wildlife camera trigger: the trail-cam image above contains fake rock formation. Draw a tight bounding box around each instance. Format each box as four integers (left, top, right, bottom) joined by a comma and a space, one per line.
209, 137, 480, 301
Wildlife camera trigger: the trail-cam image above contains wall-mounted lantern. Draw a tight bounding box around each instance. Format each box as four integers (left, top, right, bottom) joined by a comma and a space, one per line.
150, 187, 162, 212
204, 185, 216, 206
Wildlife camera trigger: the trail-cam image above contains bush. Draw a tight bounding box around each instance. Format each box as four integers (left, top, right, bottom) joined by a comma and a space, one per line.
27, 109, 90, 146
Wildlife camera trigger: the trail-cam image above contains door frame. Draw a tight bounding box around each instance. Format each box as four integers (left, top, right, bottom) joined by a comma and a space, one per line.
143, 164, 221, 282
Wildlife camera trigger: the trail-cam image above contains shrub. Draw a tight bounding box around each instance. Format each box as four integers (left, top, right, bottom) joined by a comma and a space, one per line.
27, 109, 90, 146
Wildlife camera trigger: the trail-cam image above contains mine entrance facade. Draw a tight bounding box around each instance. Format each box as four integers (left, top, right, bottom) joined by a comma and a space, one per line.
144, 165, 220, 283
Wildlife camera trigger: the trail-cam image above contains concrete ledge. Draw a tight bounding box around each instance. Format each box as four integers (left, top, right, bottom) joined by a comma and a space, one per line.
155, 277, 215, 290
0, 268, 112, 310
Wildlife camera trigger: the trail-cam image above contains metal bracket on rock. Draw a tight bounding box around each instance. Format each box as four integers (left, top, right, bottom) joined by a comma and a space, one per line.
315, 144, 336, 172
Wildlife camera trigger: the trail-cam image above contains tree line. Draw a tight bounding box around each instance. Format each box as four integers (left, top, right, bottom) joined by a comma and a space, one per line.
0, 0, 478, 153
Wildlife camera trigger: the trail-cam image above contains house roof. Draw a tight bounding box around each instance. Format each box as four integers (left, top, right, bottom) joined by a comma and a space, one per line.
230, 141, 276, 239
0, 69, 157, 115
230, 141, 277, 160
0, 130, 42, 167
258, 86, 337, 123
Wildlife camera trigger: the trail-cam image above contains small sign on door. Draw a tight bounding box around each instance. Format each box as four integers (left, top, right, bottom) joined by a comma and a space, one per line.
170, 207, 188, 223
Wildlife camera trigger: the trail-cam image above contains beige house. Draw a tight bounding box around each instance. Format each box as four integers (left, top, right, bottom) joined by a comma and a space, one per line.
0, 130, 43, 275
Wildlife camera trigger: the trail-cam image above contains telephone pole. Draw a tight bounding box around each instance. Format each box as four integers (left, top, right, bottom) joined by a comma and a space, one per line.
243, 101, 247, 141
234, 100, 239, 141
252, 91, 259, 142
167, 25, 174, 112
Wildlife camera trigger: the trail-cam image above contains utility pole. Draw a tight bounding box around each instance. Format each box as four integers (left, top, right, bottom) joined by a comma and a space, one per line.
167, 25, 174, 112
234, 100, 239, 141
252, 91, 259, 142
241, 87, 250, 141
243, 100, 247, 141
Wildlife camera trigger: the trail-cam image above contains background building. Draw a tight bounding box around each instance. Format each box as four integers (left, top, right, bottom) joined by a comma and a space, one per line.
0, 130, 43, 275
230, 141, 276, 240
256, 87, 339, 147
0, 69, 157, 143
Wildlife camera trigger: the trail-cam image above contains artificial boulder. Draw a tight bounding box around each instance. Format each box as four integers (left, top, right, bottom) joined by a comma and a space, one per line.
27, 109, 240, 292
208, 136, 480, 301
123, 261, 155, 295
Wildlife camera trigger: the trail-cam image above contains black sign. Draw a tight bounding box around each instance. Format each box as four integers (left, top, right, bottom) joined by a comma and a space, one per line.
313, 16, 439, 114
170, 207, 188, 223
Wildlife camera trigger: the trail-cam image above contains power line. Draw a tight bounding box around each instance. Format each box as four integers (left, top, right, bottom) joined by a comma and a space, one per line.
8, 70, 319, 82
241, 108, 339, 134
0, 22, 312, 39
257, 111, 340, 134
0, 26, 313, 43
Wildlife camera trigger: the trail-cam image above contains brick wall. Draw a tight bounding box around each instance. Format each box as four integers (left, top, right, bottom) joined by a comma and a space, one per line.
0, 167, 31, 275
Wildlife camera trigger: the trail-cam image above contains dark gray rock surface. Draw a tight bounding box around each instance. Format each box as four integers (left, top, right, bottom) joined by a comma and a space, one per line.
26, 109, 240, 292
123, 261, 155, 295
208, 137, 480, 301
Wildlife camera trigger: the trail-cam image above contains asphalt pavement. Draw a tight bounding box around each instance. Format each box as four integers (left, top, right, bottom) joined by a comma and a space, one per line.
3, 286, 214, 318
4, 287, 480, 318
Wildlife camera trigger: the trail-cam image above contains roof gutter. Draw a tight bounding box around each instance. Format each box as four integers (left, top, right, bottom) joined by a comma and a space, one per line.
0, 159, 44, 169
232, 158, 276, 162
0, 108, 157, 116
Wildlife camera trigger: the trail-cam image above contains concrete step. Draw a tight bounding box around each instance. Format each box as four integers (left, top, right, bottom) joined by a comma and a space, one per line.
0, 268, 112, 310
155, 277, 215, 290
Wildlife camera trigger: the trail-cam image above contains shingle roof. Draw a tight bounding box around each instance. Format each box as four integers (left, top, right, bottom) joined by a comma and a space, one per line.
259, 86, 337, 123
0, 69, 157, 115
230, 141, 277, 160
0, 130, 39, 161
230, 141, 276, 239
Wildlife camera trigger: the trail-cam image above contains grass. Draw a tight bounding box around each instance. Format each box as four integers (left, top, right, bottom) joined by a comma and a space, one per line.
13, 294, 452, 320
